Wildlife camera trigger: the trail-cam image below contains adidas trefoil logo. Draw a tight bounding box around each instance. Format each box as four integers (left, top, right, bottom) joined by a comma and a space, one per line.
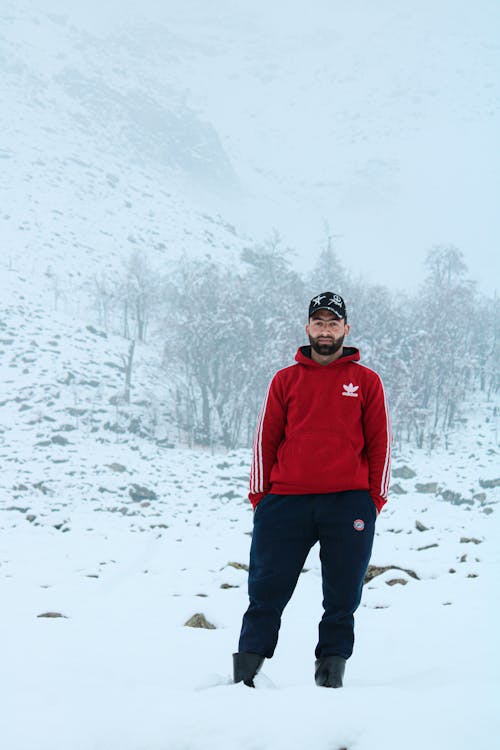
342, 383, 359, 398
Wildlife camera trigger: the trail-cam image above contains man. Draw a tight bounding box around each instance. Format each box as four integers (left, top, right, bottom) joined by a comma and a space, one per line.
233, 292, 391, 688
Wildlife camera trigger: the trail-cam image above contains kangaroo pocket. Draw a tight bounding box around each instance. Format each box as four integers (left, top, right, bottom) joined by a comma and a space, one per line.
271, 431, 363, 490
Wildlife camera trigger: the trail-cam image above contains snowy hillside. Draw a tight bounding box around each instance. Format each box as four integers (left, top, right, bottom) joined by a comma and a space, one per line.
2, 0, 499, 291
1, 0, 248, 290
1, 263, 500, 750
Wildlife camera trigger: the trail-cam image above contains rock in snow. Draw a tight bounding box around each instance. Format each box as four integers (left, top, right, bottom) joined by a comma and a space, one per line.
184, 613, 216, 629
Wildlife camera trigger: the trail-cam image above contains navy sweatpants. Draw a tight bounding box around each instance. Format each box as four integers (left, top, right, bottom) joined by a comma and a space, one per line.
238, 490, 376, 660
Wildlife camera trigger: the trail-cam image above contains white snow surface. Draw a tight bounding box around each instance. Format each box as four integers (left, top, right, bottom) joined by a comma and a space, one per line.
1, 434, 499, 750
1, 270, 499, 748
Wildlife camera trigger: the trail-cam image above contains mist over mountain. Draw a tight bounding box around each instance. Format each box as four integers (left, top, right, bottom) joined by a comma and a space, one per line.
2, 0, 499, 291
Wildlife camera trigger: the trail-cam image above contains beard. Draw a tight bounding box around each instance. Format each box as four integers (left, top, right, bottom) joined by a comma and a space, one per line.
309, 332, 345, 357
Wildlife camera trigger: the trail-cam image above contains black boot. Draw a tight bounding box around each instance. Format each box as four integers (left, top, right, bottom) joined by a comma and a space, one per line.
233, 652, 265, 687
315, 655, 346, 688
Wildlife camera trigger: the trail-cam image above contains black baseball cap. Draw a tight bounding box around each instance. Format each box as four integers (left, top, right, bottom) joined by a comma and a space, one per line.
309, 292, 346, 320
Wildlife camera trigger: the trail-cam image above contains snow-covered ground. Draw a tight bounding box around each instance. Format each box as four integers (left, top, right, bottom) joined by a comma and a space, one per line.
1, 309, 499, 750
1, 263, 499, 749
1, 442, 499, 749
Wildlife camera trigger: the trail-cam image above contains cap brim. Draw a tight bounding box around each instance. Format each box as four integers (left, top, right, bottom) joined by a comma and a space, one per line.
310, 306, 343, 318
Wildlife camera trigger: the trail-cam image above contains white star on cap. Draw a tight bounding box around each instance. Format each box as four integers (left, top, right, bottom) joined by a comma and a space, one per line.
312, 294, 326, 306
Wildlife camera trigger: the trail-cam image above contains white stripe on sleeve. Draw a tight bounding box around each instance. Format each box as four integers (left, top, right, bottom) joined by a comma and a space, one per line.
380, 381, 392, 498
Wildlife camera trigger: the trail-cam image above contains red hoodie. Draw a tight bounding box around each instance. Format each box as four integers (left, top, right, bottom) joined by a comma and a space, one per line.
249, 346, 392, 512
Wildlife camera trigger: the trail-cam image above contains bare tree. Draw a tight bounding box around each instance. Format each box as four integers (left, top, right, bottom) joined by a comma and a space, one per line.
121, 339, 135, 404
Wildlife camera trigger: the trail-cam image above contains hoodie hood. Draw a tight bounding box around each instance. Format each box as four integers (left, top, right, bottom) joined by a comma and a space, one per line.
295, 345, 360, 368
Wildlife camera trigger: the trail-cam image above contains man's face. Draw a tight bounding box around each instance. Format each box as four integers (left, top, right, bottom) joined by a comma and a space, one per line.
306, 310, 349, 356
